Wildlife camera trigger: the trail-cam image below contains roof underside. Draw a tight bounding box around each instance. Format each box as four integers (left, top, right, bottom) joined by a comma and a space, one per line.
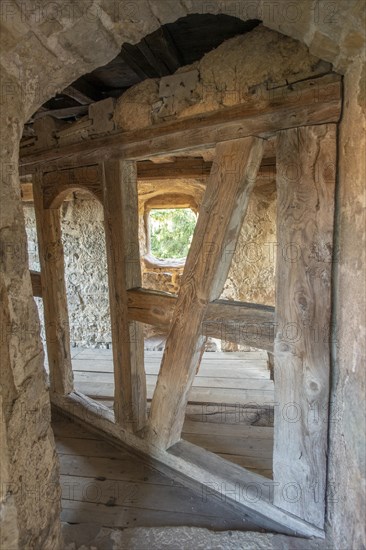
26, 14, 259, 130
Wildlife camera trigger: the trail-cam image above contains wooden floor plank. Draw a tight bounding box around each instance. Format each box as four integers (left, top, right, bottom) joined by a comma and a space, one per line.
59, 454, 180, 486
58, 349, 274, 475
217, 453, 272, 472
55, 417, 261, 529
60, 499, 258, 530
56, 437, 131, 459
73, 371, 274, 391
60, 473, 240, 518
183, 433, 273, 458
73, 382, 274, 406
182, 419, 273, 438
72, 360, 271, 379
72, 354, 267, 362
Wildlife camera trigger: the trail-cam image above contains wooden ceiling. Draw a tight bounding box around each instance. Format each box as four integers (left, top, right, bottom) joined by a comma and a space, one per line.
28, 15, 259, 127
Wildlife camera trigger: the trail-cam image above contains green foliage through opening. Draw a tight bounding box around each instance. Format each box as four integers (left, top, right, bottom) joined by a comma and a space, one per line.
149, 208, 197, 260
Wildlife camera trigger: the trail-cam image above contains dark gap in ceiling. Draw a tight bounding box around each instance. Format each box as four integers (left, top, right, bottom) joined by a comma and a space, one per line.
29, 14, 260, 125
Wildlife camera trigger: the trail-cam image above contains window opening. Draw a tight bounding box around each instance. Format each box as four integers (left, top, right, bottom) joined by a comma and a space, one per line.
149, 208, 197, 261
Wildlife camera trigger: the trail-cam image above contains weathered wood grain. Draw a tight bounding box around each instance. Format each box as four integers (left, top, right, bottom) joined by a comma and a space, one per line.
138, 157, 212, 180
147, 137, 265, 449
273, 124, 337, 528
43, 164, 103, 208
126, 288, 275, 351
73, 370, 274, 391
33, 171, 73, 394
19, 74, 341, 169
205, 299, 275, 351
127, 288, 175, 327
102, 160, 146, 431
52, 390, 324, 537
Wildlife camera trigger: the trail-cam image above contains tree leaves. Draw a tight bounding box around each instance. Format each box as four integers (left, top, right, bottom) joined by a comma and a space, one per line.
150, 208, 197, 259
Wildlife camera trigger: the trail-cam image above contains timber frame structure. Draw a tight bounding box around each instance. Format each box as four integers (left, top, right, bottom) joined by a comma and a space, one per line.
21, 72, 341, 538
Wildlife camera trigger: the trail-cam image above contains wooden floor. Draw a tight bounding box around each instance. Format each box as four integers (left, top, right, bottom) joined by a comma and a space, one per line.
54, 413, 265, 530
70, 348, 274, 477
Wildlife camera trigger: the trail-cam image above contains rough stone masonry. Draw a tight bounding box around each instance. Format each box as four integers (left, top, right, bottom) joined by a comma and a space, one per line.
1, 2, 365, 548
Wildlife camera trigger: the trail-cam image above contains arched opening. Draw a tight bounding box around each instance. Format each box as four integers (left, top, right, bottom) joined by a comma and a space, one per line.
148, 207, 197, 262
22, 16, 339, 531
57, 190, 114, 407
6, 3, 364, 548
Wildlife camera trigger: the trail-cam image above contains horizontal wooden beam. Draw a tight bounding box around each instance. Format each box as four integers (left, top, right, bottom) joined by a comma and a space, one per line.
127, 288, 274, 351
127, 288, 175, 326
51, 392, 324, 539
20, 74, 341, 169
63, 85, 94, 105
139, 158, 275, 181
205, 299, 275, 352
32, 105, 88, 121
30, 278, 275, 350
138, 158, 213, 180
29, 276, 274, 351
30, 270, 42, 297
20, 156, 276, 182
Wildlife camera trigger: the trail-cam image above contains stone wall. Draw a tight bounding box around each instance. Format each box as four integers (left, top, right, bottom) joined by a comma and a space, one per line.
1, 1, 365, 548
24, 198, 112, 348
114, 24, 330, 130
1, 88, 61, 549
138, 176, 277, 306
222, 184, 276, 306
23, 176, 276, 347
138, 178, 204, 296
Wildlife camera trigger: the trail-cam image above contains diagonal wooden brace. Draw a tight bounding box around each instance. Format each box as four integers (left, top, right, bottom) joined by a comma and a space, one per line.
147, 136, 265, 449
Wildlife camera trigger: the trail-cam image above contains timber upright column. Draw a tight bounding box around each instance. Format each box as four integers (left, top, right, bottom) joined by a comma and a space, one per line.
273, 124, 337, 528
103, 160, 146, 432
33, 169, 73, 395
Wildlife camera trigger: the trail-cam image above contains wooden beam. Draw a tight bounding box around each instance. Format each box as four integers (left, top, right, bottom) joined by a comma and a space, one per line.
102, 160, 146, 431
20, 158, 274, 204
137, 158, 212, 180
144, 192, 199, 211
69, 78, 104, 103
147, 137, 265, 449
33, 170, 73, 395
32, 105, 88, 121
30, 270, 42, 297
51, 391, 325, 539
147, 26, 182, 73
19, 74, 341, 169
273, 124, 337, 528
63, 85, 94, 105
127, 288, 275, 351
204, 299, 275, 352
120, 44, 153, 79
127, 288, 175, 327
138, 38, 171, 77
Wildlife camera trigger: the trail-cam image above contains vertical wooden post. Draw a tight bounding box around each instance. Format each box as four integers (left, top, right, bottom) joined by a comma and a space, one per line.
147, 137, 265, 449
273, 124, 336, 527
33, 170, 73, 395
103, 160, 146, 432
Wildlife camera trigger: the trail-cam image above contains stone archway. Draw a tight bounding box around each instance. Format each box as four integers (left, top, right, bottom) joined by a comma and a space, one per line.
1, 3, 365, 548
